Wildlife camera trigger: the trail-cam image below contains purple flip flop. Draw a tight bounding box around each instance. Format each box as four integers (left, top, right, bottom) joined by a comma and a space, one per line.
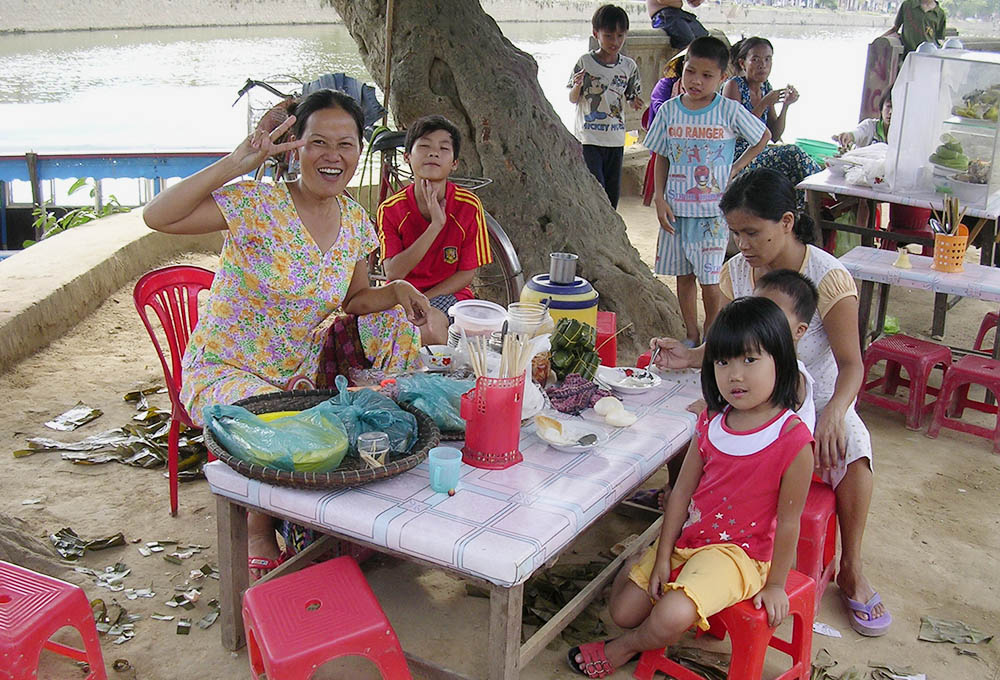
841, 591, 892, 636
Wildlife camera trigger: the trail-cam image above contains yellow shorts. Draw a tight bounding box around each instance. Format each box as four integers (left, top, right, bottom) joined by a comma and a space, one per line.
629, 540, 770, 630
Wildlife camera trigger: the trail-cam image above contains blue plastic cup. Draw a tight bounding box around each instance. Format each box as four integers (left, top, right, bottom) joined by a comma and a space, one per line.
428, 446, 462, 493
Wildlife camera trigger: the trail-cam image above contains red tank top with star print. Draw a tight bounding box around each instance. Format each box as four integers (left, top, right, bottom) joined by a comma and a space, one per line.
675, 407, 813, 561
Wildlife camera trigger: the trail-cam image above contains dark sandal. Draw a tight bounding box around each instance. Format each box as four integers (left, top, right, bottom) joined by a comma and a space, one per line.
627, 488, 661, 510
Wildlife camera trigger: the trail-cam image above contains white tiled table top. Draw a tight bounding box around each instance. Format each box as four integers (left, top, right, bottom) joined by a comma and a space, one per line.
205, 375, 701, 587
840, 246, 1000, 303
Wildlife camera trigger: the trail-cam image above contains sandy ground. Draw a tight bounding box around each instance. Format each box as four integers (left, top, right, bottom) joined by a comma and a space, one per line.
2, 199, 999, 679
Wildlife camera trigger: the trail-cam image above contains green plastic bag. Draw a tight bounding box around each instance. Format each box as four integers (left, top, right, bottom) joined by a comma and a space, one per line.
394, 374, 473, 432
327, 375, 417, 455
204, 401, 350, 473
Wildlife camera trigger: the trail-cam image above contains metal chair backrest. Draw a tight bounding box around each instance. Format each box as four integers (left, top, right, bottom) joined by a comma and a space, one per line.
133, 265, 215, 424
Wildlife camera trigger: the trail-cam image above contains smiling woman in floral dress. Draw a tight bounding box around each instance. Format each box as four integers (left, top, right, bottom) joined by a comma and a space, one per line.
143, 89, 431, 575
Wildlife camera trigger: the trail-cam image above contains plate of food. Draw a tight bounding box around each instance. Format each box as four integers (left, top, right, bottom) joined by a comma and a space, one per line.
421, 345, 455, 372
533, 414, 606, 453
596, 366, 662, 394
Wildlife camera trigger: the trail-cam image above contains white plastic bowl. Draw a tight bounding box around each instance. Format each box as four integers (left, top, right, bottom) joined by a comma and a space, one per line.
946, 177, 989, 204
448, 299, 507, 335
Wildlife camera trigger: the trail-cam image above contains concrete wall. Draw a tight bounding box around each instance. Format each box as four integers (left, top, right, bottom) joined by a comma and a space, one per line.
0, 0, 906, 34
0, 212, 222, 373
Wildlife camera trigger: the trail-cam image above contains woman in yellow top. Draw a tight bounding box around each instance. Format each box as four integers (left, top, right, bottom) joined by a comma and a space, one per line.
143, 89, 431, 575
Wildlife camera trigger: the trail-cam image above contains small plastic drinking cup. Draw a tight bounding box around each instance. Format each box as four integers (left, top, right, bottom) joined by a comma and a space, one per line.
428, 446, 462, 493
357, 432, 390, 458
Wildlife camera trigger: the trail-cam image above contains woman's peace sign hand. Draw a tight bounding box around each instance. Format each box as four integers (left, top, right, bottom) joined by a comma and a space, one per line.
230, 112, 306, 177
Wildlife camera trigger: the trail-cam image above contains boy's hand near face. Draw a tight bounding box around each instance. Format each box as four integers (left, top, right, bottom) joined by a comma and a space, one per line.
419, 178, 447, 229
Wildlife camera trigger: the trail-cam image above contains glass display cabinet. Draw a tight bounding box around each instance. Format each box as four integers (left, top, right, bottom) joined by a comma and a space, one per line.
887, 48, 1000, 213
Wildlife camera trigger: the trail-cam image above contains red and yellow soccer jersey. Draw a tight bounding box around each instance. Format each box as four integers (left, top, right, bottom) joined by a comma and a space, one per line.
377, 182, 492, 300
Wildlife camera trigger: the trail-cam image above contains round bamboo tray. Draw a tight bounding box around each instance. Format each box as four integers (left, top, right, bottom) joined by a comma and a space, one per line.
204, 389, 440, 490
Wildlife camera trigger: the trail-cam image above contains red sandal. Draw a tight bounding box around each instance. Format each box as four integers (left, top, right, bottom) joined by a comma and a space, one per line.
248, 551, 288, 580
566, 641, 616, 679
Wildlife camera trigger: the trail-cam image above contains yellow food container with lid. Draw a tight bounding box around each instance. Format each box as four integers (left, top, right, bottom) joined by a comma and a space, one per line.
520, 274, 599, 328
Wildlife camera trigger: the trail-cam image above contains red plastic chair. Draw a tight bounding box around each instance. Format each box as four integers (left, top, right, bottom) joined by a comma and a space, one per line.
797, 481, 837, 607
243, 556, 412, 680
0, 560, 107, 680
926, 354, 1000, 454
858, 335, 951, 431
133, 265, 215, 516
974, 312, 999, 355
633, 569, 815, 680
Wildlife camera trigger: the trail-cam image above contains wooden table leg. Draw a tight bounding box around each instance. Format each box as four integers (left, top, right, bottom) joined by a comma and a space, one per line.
931, 292, 948, 339
217, 497, 249, 651
862, 198, 877, 247
858, 280, 875, 352
488, 583, 523, 680
976, 218, 994, 266
874, 283, 890, 339
806, 189, 824, 247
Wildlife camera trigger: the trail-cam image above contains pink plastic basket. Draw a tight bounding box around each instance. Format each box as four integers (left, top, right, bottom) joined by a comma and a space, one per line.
460, 373, 525, 469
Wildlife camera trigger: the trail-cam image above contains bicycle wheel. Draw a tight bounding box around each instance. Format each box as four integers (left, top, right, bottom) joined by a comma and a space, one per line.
473, 212, 524, 307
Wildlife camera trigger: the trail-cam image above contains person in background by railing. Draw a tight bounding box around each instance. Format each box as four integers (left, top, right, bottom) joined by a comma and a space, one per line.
142, 88, 431, 579
377, 115, 493, 346
568, 4, 644, 209
880, 0, 947, 55
723, 37, 822, 206
647, 0, 709, 50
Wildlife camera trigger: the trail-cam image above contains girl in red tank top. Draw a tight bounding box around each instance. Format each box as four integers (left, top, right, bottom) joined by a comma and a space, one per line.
569, 297, 814, 679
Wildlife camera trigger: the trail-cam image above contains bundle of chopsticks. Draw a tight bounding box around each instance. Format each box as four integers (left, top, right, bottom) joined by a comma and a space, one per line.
465, 332, 533, 379
932, 195, 967, 236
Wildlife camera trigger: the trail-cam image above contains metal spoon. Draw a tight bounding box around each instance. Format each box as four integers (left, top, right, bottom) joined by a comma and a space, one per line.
576, 433, 599, 446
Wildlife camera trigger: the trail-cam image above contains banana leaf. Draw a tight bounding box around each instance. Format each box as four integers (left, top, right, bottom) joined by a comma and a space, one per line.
44, 402, 103, 431
918, 616, 993, 644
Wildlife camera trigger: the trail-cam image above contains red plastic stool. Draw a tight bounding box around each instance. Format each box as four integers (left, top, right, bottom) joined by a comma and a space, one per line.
926, 354, 1000, 454
797, 482, 837, 607
858, 335, 951, 430
973, 312, 999, 354
632, 570, 816, 680
633, 569, 815, 680
596, 311, 617, 367
0, 561, 107, 680
242, 556, 411, 680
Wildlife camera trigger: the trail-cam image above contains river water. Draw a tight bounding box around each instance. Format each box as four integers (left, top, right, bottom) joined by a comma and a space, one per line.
0, 22, 875, 202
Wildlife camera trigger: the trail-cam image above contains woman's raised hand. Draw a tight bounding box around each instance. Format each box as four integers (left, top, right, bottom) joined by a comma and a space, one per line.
230, 111, 306, 177
761, 88, 785, 109
649, 337, 695, 370
782, 84, 800, 106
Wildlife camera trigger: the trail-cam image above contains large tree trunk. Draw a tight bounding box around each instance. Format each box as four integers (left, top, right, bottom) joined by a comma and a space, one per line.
331, 0, 684, 356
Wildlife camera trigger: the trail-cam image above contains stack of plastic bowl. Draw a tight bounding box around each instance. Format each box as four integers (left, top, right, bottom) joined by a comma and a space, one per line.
446, 299, 507, 347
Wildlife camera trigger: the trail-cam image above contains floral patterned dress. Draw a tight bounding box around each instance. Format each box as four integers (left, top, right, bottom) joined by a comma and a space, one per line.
181, 180, 420, 426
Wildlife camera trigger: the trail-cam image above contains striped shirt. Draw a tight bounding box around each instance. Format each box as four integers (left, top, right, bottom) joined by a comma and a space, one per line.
644, 94, 767, 218
377, 181, 492, 300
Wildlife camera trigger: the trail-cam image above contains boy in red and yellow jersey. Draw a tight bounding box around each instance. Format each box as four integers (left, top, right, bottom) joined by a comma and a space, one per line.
377, 115, 492, 345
